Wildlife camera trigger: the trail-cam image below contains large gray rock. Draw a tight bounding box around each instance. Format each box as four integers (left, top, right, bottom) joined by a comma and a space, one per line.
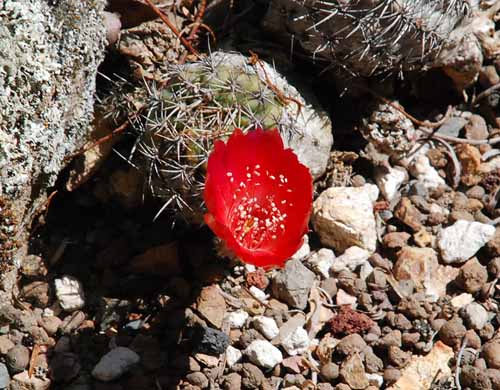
271, 258, 315, 309
0, 0, 106, 276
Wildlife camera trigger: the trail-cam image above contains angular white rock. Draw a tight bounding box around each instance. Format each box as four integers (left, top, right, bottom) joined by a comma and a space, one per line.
291, 235, 310, 260
438, 220, 495, 263
91, 347, 140, 381
54, 275, 85, 312
253, 316, 280, 340
312, 184, 379, 253
375, 166, 407, 202
409, 154, 446, 190
331, 246, 371, 273
225, 310, 249, 329
245, 340, 283, 369
225, 346, 243, 367
249, 286, 268, 302
367, 373, 384, 388
451, 293, 474, 309
462, 303, 489, 330
306, 248, 335, 278
280, 326, 310, 356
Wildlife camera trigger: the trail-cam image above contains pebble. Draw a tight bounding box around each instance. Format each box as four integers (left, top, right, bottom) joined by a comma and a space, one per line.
438, 220, 495, 263
457, 258, 488, 294
224, 372, 242, 390
336, 334, 366, 356
375, 166, 407, 202
307, 249, 335, 278
253, 316, 279, 340
196, 285, 227, 329
60, 311, 86, 334
483, 340, 500, 369
312, 184, 379, 253
340, 353, 369, 390
320, 362, 339, 381
39, 316, 62, 336
0, 363, 9, 389
186, 372, 209, 388
225, 310, 249, 329
241, 363, 265, 389
462, 303, 489, 330
291, 235, 311, 260
409, 153, 446, 190
0, 335, 14, 355
451, 293, 474, 309
383, 368, 401, 385
6, 345, 30, 374
91, 347, 140, 381
439, 317, 467, 349
280, 326, 310, 356
366, 373, 384, 387
460, 365, 492, 388
54, 276, 85, 312
331, 246, 371, 273
271, 259, 315, 310
245, 340, 283, 369
10, 371, 51, 390
20, 281, 51, 308
49, 352, 81, 383
192, 326, 230, 355
226, 346, 243, 368
248, 286, 268, 302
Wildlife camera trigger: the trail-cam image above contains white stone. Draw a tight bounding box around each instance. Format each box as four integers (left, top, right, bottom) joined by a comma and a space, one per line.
359, 261, 374, 281
91, 347, 140, 381
249, 286, 268, 302
367, 373, 384, 387
42, 308, 54, 317
375, 166, 407, 202
225, 346, 242, 367
54, 275, 85, 312
245, 340, 283, 369
462, 303, 489, 330
224, 310, 249, 329
331, 246, 371, 273
253, 316, 280, 340
291, 235, 310, 260
306, 248, 335, 278
438, 220, 495, 263
409, 154, 446, 190
312, 185, 379, 253
451, 293, 474, 309
336, 289, 357, 308
245, 264, 256, 273
280, 326, 310, 356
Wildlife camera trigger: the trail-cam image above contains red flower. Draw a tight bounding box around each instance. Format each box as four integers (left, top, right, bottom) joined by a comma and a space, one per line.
203, 128, 313, 268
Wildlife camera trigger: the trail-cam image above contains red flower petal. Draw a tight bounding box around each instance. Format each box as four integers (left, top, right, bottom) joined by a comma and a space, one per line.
203, 128, 313, 268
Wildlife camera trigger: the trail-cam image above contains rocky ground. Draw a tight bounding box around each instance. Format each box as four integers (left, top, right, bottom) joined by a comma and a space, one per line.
2, 1, 500, 390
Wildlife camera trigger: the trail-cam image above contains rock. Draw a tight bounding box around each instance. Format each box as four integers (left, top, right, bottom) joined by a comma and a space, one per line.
451, 293, 474, 309
91, 347, 140, 382
225, 310, 249, 329
438, 220, 495, 263
462, 303, 489, 330
487, 368, 500, 390
340, 353, 369, 390
465, 114, 489, 140
39, 316, 62, 336
460, 365, 492, 389
312, 184, 379, 253
186, 372, 209, 389
0, 335, 14, 355
336, 289, 357, 307
196, 285, 227, 328
291, 235, 311, 260
54, 276, 85, 312
457, 144, 483, 186
0, 363, 9, 389
192, 326, 230, 355
245, 340, 283, 369
226, 346, 243, 368
388, 341, 453, 390
388, 346, 411, 368
384, 368, 402, 385
307, 249, 335, 278
320, 362, 339, 382
253, 316, 280, 340
329, 306, 374, 336
393, 247, 438, 290
457, 258, 488, 294
439, 317, 466, 349
364, 350, 384, 373
49, 352, 81, 383
271, 258, 315, 310
331, 246, 371, 273
375, 166, 407, 202
224, 373, 242, 390
10, 371, 51, 390
280, 326, 310, 356
409, 152, 446, 190
241, 363, 265, 389
336, 334, 367, 356
6, 345, 30, 374
383, 232, 411, 249
394, 197, 424, 232
483, 340, 500, 369
0, 0, 106, 275
60, 311, 86, 334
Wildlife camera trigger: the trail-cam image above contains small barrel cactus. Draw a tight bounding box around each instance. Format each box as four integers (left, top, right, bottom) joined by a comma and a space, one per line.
123, 51, 332, 218
263, 0, 470, 76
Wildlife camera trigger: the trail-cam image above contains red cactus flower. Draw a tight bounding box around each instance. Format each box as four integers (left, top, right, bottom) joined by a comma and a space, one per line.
203, 128, 313, 268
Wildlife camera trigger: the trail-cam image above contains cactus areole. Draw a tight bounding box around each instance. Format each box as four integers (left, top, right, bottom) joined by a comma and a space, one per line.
203, 128, 313, 268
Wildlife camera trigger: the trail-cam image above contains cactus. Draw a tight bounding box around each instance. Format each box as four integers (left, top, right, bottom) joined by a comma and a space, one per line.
111, 51, 332, 219
263, 0, 471, 77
